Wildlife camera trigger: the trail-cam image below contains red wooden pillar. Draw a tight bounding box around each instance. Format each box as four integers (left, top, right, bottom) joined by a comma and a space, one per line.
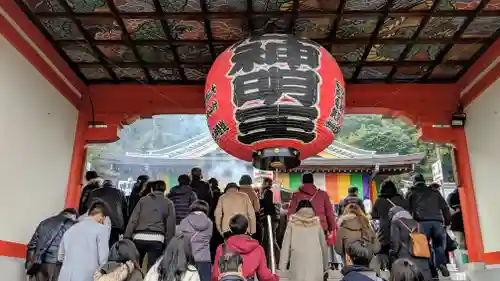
64, 112, 88, 209
453, 128, 485, 263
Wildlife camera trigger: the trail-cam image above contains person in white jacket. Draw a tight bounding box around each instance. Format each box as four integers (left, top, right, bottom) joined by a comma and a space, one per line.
144, 232, 200, 281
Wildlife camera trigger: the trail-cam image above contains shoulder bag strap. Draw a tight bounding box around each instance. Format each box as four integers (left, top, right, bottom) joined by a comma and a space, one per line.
386, 199, 396, 207
41, 219, 69, 255
309, 190, 319, 202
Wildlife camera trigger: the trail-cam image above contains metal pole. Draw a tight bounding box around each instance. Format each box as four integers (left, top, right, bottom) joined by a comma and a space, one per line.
266, 215, 276, 274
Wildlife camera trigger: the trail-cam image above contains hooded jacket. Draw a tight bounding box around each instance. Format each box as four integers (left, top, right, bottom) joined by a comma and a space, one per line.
211, 235, 277, 281
341, 265, 384, 281
371, 185, 407, 249
279, 208, 328, 281
335, 214, 379, 263
79, 178, 103, 215
178, 211, 213, 262
87, 183, 128, 231
407, 183, 451, 225
287, 184, 336, 232
168, 185, 198, 225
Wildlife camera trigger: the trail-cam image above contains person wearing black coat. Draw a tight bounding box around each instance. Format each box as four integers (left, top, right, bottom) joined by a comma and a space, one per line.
190, 167, 213, 210
447, 188, 465, 249
87, 180, 129, 247
338, 187, 366, 215
26, 208, 77, 281
389, 206, 432, 281
407, 174, 451, 277
371, 180, 407, 269
78, 171, 102, 215
128, 175, 150, 217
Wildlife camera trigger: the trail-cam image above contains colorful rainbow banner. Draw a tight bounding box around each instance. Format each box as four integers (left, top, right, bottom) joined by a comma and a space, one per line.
277, 173, 380, 204
162, 174, 178, 192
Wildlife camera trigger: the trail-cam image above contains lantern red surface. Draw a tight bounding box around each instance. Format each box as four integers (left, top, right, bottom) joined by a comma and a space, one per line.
204, 34, 345, 170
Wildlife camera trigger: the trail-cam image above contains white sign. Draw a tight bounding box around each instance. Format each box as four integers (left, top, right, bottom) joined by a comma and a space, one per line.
432, 160, 443, 183
253, 168, 274, 179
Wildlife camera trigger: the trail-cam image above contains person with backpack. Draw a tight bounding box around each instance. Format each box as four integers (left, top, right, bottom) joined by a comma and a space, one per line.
144, 232, 200, 281
371, 180, 407, 269
79, 171, 103, 215
211, 214, 278, 281
178, 200, 213, 281
340, 239, 385, 281
26, 208, 77, 281
389, 206, 432, 281
93, 239, 144, 281
124, 181, 176, 270
406, 174, 451, 278
279, 200, 328, 281
335, 204, 379, 271
287, 173, 336, 239
168, 174, 198, 225
338, 187, 366, 215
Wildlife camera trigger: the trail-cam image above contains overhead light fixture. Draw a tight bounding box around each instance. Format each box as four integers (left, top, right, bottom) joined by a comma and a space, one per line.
451, 105, 466, 127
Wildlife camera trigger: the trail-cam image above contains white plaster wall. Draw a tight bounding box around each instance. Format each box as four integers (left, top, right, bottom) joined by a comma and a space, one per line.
465, 78, 500, 253
0, 34, 78, 276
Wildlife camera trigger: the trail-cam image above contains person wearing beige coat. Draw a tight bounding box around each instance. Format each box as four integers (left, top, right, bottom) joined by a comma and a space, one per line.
214, 183, 256, 235
279, 200, 328, 281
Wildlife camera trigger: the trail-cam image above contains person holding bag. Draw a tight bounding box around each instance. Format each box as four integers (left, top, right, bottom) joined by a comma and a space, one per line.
26, 208, 77, 281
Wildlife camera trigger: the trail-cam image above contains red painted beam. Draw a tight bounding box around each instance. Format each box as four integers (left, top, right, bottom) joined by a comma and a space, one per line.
458, 39, 500, 107
0, 240, 26, 259
0, 1, 85, 108
88, 83, 458, 125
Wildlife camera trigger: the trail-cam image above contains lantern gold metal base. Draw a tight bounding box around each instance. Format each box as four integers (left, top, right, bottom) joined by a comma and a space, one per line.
252, 147, 301, 171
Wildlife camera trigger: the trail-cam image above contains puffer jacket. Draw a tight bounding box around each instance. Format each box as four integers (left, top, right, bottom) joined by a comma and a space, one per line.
167, 185, 198, 224
26, 215, 75, 265
88, 185, 129, 230
79, 178, 103, 215
407, 184, 451, 225
178, 211, 213, 262
287, 184, 336, 232
335, 214, 379, 268
94, 261, 143, 281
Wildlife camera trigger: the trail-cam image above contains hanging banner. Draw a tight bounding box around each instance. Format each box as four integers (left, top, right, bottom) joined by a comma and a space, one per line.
253, 168, 274, 180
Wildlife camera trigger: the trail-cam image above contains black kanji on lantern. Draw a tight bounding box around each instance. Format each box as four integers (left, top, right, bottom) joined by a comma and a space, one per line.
212, 120, 229, 142
227, 34, 322, 145
325, 79, 345, 134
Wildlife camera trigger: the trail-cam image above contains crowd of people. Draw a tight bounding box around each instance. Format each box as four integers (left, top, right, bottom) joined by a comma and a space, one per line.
25, 169, 463, 281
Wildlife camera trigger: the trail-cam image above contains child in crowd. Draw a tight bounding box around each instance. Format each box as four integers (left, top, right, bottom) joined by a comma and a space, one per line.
144, 232, 200, 281
390, 259, 425, 281
94, 239, 144, 281
340, 239, 385, 281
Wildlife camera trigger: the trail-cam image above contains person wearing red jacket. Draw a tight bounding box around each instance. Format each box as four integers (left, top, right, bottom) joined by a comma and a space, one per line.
212, 214, 278, 281
287, 173, 336, 237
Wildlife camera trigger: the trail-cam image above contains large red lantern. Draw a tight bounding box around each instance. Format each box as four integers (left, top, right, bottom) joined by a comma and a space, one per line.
204, 34, 345, 170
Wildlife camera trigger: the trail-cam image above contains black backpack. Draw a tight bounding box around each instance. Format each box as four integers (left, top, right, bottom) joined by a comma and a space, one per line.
218, 243, 245, 281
